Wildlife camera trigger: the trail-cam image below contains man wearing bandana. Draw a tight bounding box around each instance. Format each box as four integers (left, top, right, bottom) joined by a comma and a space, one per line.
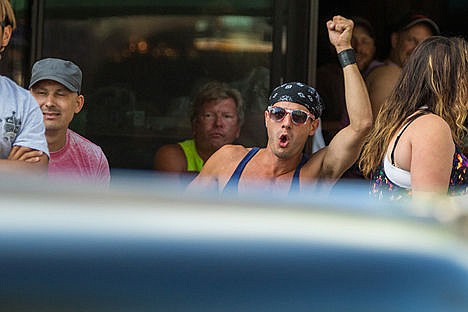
188, 16, 372, 196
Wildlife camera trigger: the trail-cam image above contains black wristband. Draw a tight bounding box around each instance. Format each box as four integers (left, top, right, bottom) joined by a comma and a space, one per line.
337, 48, 356, 68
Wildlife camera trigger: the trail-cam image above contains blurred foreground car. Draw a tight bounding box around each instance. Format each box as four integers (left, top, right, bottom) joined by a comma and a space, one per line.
0, 173, 467, 311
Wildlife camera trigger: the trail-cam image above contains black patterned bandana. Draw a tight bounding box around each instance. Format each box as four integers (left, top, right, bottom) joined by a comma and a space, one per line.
268, 82, 324, 118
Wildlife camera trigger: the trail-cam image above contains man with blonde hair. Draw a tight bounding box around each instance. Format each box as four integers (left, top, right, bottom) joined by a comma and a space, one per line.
154, 81, 244, 184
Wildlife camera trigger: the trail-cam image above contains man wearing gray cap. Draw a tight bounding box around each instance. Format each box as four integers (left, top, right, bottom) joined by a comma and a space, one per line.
0, 0, 48, 174
366, 11, 440, 120
29, 58, 110, 186
188, 16, 372, 196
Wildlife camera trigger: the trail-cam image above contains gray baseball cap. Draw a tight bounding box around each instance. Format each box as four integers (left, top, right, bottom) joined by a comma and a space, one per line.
394, 12, 440, 35
29, 58, 82, 93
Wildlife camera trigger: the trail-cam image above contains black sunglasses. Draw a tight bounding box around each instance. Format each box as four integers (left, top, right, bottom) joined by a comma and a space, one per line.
266, 106, 315, 125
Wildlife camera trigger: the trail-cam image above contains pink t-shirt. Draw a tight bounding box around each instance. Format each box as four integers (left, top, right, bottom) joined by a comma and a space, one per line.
48, 129, 110, 186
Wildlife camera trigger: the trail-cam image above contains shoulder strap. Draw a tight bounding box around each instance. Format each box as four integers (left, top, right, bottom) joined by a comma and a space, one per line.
289, 153, 309, 194
390, 111, 428, 165
223, 147, 260, 194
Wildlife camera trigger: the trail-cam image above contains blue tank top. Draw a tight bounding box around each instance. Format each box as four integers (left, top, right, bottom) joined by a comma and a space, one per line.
222, 147, 309, 195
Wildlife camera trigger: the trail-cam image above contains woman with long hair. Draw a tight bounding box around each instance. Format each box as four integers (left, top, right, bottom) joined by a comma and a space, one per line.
359, 36, 468, 200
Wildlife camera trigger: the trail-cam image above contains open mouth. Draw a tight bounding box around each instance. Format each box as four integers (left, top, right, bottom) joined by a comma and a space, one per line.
279, 134, 289, 147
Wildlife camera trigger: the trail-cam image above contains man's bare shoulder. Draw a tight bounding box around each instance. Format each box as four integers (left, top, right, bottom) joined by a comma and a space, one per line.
203, 144, 251, 178
367, 63, 401, 85
208, 144, 251, 165
154, 143, 186, 171
218, 144, 250, 155
157, 143, 183, 156
188, 144, 251, 192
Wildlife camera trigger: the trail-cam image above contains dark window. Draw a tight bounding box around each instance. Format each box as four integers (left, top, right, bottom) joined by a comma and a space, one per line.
40, 1, 274, 169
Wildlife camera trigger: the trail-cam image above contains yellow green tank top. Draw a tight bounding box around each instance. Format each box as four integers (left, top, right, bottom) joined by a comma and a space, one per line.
178, 139, 204, 172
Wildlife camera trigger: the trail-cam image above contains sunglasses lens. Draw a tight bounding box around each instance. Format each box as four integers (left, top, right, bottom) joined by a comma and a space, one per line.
291, 110, 308, 124
269, 107, 286, 121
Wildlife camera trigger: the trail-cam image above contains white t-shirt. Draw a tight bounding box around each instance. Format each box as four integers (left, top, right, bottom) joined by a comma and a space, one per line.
0, 75, 49, 158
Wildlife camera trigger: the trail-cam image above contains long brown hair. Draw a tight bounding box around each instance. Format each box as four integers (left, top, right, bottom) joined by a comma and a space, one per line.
359, 36, 468, 177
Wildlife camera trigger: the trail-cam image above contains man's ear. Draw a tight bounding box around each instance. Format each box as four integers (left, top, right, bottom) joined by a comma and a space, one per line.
74, 95, 85, 114
1, 25, 12, 50
308, 118, 320, 136
235, 124, 241, 139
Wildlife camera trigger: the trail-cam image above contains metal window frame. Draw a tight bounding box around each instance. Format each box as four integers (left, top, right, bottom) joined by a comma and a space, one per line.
28, 0, 45, 82
271, 0, 317, 88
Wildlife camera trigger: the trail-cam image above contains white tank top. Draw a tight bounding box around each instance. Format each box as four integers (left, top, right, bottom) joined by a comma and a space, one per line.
383, 154, 411, 188
382, 108, 429, 189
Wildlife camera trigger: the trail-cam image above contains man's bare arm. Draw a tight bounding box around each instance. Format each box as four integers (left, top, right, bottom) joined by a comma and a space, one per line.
8, 146, 44, 162
321, 16, 373, 179
154, 144, 187, 172
1, 146, 49, 174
